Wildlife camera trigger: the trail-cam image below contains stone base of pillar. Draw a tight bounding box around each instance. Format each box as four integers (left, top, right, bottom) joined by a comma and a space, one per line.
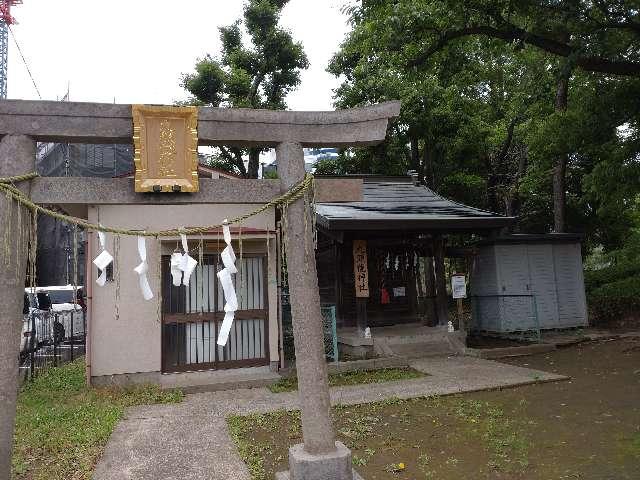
275, 442, 364, 480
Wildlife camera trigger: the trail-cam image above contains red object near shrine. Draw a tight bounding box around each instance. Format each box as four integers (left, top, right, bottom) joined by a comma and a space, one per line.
380, 288, 390, 304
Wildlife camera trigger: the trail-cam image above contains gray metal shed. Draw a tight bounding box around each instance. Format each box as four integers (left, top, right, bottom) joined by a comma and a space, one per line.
470, 234, 588, 333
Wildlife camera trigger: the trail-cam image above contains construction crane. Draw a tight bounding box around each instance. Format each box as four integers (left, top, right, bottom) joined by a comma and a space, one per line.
0, 0, 21, 99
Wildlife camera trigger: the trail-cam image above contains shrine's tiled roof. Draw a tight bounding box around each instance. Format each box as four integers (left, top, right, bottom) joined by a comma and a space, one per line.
315, 176, 513, 232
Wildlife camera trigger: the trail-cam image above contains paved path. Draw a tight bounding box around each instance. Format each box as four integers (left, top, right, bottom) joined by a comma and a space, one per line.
93, 356, 567, 480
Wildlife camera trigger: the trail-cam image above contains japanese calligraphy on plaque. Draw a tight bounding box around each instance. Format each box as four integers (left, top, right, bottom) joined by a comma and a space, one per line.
352, 240, 370, 298
132, 105, 199, 193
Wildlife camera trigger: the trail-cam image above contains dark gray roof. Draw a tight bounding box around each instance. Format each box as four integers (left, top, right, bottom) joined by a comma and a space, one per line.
475, 234, 583, 245
315, 176, 513, 231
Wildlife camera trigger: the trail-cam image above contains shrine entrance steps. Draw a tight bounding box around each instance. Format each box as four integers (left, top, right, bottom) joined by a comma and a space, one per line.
371, 324, 466, 358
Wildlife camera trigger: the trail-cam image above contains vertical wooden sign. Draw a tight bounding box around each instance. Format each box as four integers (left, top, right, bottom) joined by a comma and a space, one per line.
352, 240, 370, 298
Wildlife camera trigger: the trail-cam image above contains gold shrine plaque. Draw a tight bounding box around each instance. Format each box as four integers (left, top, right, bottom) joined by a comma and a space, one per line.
132, 105, 199, 193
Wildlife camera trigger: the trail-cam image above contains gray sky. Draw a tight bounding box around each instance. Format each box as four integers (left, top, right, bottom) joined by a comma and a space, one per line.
8, 0, 349, 111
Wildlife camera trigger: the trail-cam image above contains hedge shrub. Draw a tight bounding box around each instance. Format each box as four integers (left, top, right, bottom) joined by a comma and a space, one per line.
584, 259, 640, 294
587, 270, 640, 326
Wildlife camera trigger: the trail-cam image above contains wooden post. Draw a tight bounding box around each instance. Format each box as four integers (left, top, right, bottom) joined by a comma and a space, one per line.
355, 298, 368, 335
457, 298, 464, 331
0, 135, 35, 479
413, 252, 424, 321
333, 241, 342, 326
433, 235, 449, 326
423, 254, 437, 326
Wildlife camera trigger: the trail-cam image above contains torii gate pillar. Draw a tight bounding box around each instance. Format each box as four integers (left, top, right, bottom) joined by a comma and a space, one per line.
277, 142, 359, 479
0, 134, 35, 478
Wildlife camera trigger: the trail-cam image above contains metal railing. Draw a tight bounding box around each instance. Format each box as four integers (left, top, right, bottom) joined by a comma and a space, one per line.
19, 308, 86, 382
321, 304, 338, 363
280, 296, 338, 364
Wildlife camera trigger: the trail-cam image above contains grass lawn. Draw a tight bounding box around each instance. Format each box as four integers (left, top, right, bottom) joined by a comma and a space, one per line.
229, 338, 640, 480
269, 367, 425, 393
11, 358, 183, 480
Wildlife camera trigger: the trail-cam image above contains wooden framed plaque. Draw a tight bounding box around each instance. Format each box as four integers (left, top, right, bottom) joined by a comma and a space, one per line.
352, 239, 370, 298
132, 104, 199, 193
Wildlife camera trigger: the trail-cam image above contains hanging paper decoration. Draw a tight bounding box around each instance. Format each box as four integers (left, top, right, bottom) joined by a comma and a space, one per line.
93, 230, 113, 287
179, 232, 198, 286
133, 235, 154, 300
169, 231, 198, 287
394, 255, 400, 271
170, 251, 183, 286
217, 220, 238, 346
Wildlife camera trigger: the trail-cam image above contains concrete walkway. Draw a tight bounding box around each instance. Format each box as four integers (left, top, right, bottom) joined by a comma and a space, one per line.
93, 356, 567, 480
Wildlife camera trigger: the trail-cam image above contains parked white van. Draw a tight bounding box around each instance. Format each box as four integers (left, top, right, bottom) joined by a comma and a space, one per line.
40, 286, 85, 340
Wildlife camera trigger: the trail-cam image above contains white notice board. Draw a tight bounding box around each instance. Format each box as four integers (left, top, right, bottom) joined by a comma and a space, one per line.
451, 274, 467, 299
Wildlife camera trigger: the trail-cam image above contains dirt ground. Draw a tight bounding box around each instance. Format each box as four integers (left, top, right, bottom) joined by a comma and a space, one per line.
229, 337, 640, 479
466, 335, 533, 349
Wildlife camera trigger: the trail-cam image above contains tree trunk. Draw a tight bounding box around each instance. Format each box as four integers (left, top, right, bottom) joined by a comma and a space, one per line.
422, 140, 434, 188
247, 148, 260, 178
505, 147, 528, 220
410, 137, 420, 173
484, 154, 499, 213
553, 70, 570, 233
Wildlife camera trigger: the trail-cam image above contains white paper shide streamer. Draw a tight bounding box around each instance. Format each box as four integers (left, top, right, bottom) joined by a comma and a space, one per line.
133, 235, 154, 300
217, 220, 238, 346
93, 230, 113, 287
170, 230, 199, 287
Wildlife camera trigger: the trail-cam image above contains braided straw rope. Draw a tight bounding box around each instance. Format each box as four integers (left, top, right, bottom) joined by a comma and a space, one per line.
0, 172, 313, 236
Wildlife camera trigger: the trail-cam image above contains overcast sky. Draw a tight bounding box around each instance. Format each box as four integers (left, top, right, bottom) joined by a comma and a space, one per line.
7, 0, 350, 111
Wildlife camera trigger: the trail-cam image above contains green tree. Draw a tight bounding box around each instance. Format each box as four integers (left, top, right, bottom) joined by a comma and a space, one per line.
181, 0, 309, 177
329, 0, 640, 249
328, 1, 553, 216
380, 0, 640, 232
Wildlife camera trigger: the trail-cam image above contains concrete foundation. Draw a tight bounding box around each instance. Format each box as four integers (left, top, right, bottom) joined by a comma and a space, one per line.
276, 442, 362, 480
338, 328, 375, 359
371, 324, 465, 358
339, 343, 374, 359
276, 470, 364, 480
91, 366, 281, 393
91, 371, 161, 387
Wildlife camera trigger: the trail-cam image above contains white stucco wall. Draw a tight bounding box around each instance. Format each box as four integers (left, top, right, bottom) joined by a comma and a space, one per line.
88, 204, 276, 378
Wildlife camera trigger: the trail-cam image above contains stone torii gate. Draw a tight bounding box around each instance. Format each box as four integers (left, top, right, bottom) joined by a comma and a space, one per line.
0, 99, 400, 480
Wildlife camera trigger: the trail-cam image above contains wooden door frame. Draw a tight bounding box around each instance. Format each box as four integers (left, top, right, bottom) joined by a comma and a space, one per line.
160, 253, 270, 373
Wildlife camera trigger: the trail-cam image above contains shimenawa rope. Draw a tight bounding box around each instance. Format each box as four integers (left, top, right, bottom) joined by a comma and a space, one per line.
0, 172, 314, 237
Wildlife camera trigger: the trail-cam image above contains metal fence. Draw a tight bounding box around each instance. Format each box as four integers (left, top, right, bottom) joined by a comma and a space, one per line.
19, 309, 86, 382
321, 304, 338, 363
280, 295, 338, 364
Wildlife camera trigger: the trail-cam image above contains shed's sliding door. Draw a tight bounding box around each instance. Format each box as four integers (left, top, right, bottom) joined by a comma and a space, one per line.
526, 244, 559, 329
